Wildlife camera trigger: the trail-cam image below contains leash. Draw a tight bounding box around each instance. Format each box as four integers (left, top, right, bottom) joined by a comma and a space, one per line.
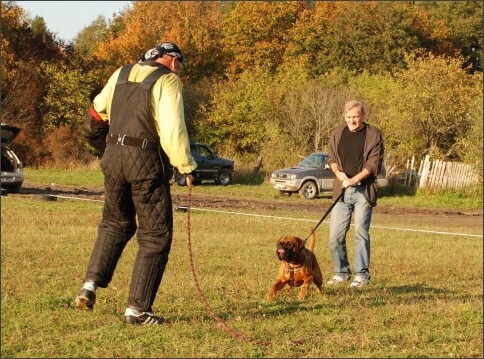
185, 184, 272, 346
304, 188, 345, 241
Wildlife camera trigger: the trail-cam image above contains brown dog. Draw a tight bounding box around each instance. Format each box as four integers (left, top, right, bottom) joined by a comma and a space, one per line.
268, 229, 323, 301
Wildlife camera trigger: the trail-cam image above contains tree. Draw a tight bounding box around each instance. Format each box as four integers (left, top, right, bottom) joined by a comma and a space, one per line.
73, 15, 109, 59
221, 1, 308, 76
197, 65, 273, 155
351, 51, 482, 165
94, 1, 226, 82
415, 1, 483, 57
5, 0, 482, 175
37, 62, 96, 131
30, 15, 59, 56
274, 71, 355, 155
452, 75, 483, 180
1, 2, 44, 135
315, 2, 422, 75
1, 1, 68, 165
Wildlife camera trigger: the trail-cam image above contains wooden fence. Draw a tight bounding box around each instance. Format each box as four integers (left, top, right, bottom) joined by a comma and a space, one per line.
396, 155, 480, 189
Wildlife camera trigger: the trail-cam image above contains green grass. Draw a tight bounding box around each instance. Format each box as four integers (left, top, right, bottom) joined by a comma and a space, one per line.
1, 172, 482, 357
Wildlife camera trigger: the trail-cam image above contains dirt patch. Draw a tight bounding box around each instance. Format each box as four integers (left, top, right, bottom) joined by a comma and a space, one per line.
7, 180, 482, 234
13, 181, 482, 219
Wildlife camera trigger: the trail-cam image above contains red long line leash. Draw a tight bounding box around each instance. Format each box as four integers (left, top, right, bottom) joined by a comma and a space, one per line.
183, 184, 342, 346
185, 185, 271, 346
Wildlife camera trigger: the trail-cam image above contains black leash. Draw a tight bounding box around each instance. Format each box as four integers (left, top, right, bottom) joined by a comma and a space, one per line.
304, 188, 345, 241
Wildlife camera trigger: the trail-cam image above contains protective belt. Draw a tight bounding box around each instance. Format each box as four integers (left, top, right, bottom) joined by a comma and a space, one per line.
106, 133, 159, 152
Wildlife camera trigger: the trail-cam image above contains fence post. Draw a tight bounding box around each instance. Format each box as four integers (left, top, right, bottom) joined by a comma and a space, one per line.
404, 158, 410, 186
419, 155, 431, 188
409, 156, 416, 186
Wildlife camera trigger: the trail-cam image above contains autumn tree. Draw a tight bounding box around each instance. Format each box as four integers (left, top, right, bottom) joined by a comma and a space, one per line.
94, 1, 226, 82
5, 0, 482, 176
1, 1, 96, 165
1, 1, 61, 166
414, 1, 483, 58
282, 3, 330, 79
1, 2, 40, 129
221, 1, 309, 76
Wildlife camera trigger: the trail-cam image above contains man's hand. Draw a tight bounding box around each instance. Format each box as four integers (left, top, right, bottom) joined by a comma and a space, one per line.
341, 177, 361, 188
338, 171, 349, 188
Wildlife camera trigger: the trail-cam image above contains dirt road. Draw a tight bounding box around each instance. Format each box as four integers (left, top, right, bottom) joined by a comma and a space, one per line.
9, 181, 482, 233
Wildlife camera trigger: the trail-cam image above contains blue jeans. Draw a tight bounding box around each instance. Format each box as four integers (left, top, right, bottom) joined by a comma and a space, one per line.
328, 186, 372, 278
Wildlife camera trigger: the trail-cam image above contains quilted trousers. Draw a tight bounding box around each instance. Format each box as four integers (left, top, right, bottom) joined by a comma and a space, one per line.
83, 144, 173, 312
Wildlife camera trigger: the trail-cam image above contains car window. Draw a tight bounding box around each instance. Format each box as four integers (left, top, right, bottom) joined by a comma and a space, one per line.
190, 145, 197, 157
198, 145, 213, 158
299, 154, 327, 167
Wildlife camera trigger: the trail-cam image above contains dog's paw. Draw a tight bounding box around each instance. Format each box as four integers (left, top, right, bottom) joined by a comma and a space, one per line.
297, 287, 309, 300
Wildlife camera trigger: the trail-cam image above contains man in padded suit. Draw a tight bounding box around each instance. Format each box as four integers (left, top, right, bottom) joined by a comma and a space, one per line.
75, 42, 197, 325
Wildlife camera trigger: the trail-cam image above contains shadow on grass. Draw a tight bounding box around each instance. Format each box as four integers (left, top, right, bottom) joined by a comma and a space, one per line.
18, 185, 103, 197
255, 283, 479, 318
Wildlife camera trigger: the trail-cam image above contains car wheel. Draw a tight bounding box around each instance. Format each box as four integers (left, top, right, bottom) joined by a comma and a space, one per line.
216, 169, 232, 186
298, 181, 318, 199
278, 190, 292, 197
175, 172, 187, 186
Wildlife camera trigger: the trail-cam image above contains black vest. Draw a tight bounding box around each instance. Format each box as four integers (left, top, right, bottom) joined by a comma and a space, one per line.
109, 63, 171, 145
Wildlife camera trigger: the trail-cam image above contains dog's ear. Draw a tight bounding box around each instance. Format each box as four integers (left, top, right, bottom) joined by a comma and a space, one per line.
296, 237, 306, 249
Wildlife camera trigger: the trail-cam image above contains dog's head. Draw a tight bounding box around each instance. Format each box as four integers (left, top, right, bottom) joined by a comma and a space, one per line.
275, 236, 306, 262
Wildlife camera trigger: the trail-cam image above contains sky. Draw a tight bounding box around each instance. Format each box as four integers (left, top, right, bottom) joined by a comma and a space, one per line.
18, 1, 132, 42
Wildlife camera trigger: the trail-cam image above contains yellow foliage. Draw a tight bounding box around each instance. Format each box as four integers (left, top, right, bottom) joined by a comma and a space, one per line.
94, 1, 225, 81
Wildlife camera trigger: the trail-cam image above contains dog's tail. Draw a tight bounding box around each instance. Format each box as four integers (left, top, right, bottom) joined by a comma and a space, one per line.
308, 227, 316, 252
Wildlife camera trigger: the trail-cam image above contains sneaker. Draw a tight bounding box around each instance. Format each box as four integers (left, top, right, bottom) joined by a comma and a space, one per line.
124, 308, 165, 325
350, 275, 370, 288
75, 288, 96, 310
326, 273, 351, 285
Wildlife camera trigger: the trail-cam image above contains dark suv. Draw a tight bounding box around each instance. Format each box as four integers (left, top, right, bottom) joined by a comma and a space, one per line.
269, 152, 388, 199
1, 124, 24, 194
172, 142, 234, 186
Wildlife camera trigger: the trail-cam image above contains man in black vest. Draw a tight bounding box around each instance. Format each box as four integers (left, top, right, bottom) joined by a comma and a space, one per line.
75, 42, 197, 325
326, 100, 384, 288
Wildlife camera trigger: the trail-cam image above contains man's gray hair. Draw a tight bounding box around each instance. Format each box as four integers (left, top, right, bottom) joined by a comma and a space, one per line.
344, 100, 365, 116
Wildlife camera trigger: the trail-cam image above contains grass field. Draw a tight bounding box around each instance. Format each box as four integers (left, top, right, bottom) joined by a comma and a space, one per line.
1, 169, 483, 357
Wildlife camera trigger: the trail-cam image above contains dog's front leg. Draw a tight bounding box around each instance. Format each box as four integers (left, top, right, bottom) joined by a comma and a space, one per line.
268, 279, 287, 301
297, 276, 314, 300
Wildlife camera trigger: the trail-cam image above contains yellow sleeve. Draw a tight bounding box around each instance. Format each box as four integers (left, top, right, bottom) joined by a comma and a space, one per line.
92, 67, 122, 122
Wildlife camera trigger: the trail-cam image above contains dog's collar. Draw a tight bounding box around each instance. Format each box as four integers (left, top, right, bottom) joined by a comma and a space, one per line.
283, 247, 308, 270
283, 262, 303, 272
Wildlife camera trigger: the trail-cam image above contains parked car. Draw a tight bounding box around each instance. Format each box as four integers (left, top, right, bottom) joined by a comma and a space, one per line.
269, 152, 388, 200
1, 123, 24, 194
172, 142, 234, 186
